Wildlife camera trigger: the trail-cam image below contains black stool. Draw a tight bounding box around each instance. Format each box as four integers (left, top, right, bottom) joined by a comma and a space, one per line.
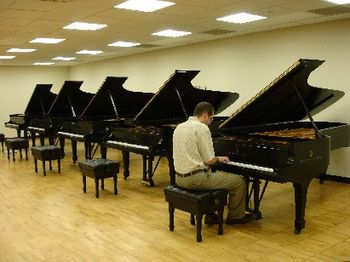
78, 159, 120, 198
0, 133, 4, 151
31, 145, 64, 176
5, 138, 29, 161
164, 185, 228, 242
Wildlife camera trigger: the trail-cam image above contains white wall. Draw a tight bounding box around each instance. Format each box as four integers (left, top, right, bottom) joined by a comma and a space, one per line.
0, 66, 69, 136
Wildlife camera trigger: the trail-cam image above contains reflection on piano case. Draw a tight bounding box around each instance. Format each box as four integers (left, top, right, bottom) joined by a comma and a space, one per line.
106, 70, 239, 186
214, 59, 350, 234
57, 76, 154, 163
5, 84, 57, 139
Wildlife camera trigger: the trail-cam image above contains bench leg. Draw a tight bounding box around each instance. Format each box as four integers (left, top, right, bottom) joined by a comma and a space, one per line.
83, 176, 86, 193
34, 159, 38, 173
72, 141, 78, 163
169, 204, 175, 231
113, 176, 118, 195
19, 149, 23, 159
49, 160, 52, 171
218, 207, 224, 235
25, 148, 28, 160
7, 148, 10, 160
43, 161, 46, 176
1, 141, 3, 151
95, 178, 99, 198
196, 213, 203, 242
58, 159, 61, 173
190, 214, 195, 225
12, 149, 15, 161
101, 178, 104, 190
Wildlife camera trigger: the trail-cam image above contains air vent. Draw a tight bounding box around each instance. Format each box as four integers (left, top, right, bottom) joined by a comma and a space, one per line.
136, 44, 161, 48
201, 29, 235, 35
308, 6, 350, 15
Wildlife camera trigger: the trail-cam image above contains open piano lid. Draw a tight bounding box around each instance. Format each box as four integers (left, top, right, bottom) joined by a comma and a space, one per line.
220, 59, 345, 130
81, 76, 154, 120
48, 80, 93, 117
24, 84, 56, 116
133, 70, 239, 124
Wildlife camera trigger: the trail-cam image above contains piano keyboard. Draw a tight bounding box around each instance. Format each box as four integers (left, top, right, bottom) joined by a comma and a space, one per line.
107, 140, 150, 150
28, 126, 45, 132
227, 161, 274, 173
5, 123, 19, 128
57, 131, 84, 139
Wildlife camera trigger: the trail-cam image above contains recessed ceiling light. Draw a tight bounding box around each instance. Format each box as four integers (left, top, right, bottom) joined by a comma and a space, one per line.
108, 41, 141, 47
52, 57, 76, 61
76, 50, 104, 55
152, 29, 192, 37
324, 0, 350, 3
34, 62, 55, 66
217, 12, 266, 24
0, 56, 15, 59
115, 0, 175, 12
63, 22, 107, 31
30, 38, 65, 44
7, 48, 36, 53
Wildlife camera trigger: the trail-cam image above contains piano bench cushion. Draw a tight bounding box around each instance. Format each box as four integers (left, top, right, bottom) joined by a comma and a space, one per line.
164, 185, 228, 242
31, 145, 64, 161
78, 159, 120, 179
5, 138, 29, 149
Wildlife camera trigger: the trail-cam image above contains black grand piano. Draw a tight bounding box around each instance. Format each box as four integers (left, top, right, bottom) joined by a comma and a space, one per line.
27, 80, 94, 153
56, 76, 154, 163
4, 84, 56, 139
214, 59, 350, 234
106, 70, 239, 186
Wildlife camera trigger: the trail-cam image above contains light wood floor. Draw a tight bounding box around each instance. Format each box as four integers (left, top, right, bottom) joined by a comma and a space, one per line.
0, 142, 349, 262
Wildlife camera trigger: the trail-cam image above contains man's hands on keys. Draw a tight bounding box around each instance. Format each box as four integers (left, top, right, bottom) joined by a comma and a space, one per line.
217, 156, 230, 164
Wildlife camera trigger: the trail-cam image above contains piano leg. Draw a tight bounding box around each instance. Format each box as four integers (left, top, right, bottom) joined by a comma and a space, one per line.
122, 151, 130, 179
100, 143, 107, 159
16, 129, 21, 138
293, 181, 311, 234
31, 132, 36, 146
72, 140, 78, 163
142, 155, 147, 181
40, 135, 45, 146
59, 137, 65, 156
84, 141, 91, 159
147, 154, 155, 187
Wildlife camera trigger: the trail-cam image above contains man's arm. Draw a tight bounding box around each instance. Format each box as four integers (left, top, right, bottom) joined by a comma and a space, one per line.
204, 156, 230, 166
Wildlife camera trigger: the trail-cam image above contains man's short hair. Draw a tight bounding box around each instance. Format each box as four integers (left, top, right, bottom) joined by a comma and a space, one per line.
193, 101, 214, 116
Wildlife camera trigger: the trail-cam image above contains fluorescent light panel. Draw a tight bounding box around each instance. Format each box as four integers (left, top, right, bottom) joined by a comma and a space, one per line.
77, 50, 104, 55
0, 56, 15, 59
52, 56, 76, 61
30, 38, 65, 44
7, 48, 36, 53
217, 12, 266, 24
115, 0, 175, 12
152, 29, 191, 37
108, 41, 140, 47
324, 0, 350, 3
64, 22, 107, 31
34, 62, 55, 65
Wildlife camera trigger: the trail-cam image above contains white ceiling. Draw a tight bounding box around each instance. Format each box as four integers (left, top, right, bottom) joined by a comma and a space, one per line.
1, 0, 349, 66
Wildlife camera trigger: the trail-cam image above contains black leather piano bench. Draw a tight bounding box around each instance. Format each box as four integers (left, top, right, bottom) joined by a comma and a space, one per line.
0, 133, 4, 152
5, 137, 29, 161
31, 145, 65, 176
164, 185, 228, 242
78, 159, 120, 198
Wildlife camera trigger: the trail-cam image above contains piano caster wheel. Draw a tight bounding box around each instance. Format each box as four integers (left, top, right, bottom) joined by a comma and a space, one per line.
140, 179, 154, 187
254, 211, 262, 220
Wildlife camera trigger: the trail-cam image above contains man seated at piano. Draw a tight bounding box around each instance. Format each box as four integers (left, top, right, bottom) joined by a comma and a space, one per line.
173, 101, 252, 225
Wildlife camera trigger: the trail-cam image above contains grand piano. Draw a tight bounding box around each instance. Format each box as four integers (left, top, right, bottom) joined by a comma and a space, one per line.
106, 70, 239, 186
56, 76, 154, 163
27, 80, 93, 153
214, 59, 350, 234
4, 84, 56, 139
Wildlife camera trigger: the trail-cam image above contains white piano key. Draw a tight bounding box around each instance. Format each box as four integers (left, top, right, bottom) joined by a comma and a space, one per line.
227, 161, 274, 173
28, 126, 45, 132
58, 131, 84, 139
107, 140, 150, 150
